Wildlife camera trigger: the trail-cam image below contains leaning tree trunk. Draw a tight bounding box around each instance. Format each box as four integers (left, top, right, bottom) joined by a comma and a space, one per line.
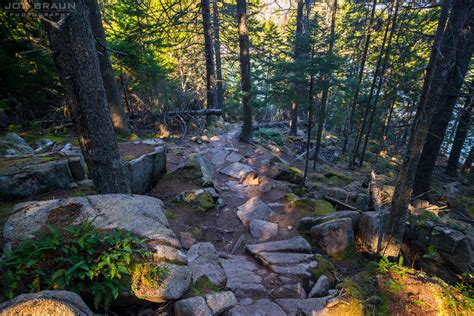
342, 0, 377, 158
381, 0, 452, 256
201, 0, 218, 125
446, 79, 474, 177
313, 0, 337, 164
213, 0, 224, 110
462, 146, 474, 175
85, 0, 130, 132
413, 3, 474, 198
45, 0, 130, 194
237, 0, 252, 143
289, 0, 305, 136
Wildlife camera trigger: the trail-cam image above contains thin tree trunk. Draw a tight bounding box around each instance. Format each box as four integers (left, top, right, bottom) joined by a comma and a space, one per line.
237, 0, 252, 143
213, 0, 224, 110
342, 0, 377, 158
398, 99, 416, 147
302, 65, 315, 186
381, 0, 454, 256
45, 0, 130, 194
289, 0, 305, 136
462, 146, 474, 175
85, 0, 130, 132
313, 0, 337, 165
201, 0, 218, 125
352, 3, 392, 167
359, 0, 400, 167
413, 3, 474, 198
446, 79, 474, 176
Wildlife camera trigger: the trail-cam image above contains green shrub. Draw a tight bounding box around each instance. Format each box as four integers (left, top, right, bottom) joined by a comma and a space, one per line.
1, 222, 155, 311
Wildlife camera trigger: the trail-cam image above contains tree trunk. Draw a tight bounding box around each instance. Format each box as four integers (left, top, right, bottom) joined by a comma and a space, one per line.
351, 3, 392, 167
313, 0, 337, 164
85, 0, 130, 132
237, 0, 252, 143
342, 0, 377, 158
213, 0, 224, 110
381, 0, 452, 256
358, 0, 400, 167
201, 0, 218, 125
446, 80, 474, 176
45, 0, 130, 194
462, 146, 474, 175
289, 0, 305, 136
413, 3, 474, 198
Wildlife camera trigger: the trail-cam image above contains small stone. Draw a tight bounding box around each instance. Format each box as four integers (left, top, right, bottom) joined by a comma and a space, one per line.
237, 197, 273, 226
247, 236, 311, 254
180, 232, 197, 250
273, 283, 307, 299
226, 152, 244, 163
308, 275, 330, 297
288, 226, 293, 230
220, 162, 254, 179
249, 219, 278, 240
77, 179, 94, 187
204, 291, 238, 314
310, 218, 354, 255
174, 296, 212, 316
68, 182, 79, 189
230, 299, 285, 316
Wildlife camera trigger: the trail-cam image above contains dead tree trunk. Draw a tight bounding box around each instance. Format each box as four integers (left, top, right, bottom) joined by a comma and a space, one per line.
213, 0, 224, 110
86, 0, 130, 132
413, 3, 474, 198
446, 80, 474, 176
289, 0, 305, 136
342, 0, 377, 158
45, 0, 130, 194
201, 0, 218, 125
237, 0, 253, 143
381, 0, 452, 256
313, 0, 337, 164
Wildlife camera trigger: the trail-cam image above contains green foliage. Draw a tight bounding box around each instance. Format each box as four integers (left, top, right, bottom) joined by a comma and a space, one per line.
1, 222, 150, 311
191, 276, 221, 296
422, 245, 439, 260
164, 210, 177, 220
377, 256, 409, 278
255, 128, 284, 146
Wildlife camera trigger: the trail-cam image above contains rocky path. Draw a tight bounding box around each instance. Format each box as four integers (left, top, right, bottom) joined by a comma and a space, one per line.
152, 127, 342, 315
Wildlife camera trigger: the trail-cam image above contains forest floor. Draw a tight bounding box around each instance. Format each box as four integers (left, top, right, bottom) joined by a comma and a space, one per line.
0, 123, 472, 315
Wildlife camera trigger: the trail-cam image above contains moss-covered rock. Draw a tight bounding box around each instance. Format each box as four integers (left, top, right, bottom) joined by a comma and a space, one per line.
176, 188, 219, 212
287, 193, 336, 217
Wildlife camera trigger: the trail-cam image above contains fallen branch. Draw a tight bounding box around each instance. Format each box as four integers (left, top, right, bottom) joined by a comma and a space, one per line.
167, 109, 223, 116
324, 196, 360, 212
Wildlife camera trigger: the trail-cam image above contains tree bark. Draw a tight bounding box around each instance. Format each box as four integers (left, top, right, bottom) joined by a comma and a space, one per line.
85, 0, 130, 132
413, 3, 474, 197
213, 0, 224, 110
237, 0, 252, 143
289, 0, 305, 136
313, 0, 337, 164
446, 80, 474, 176
201, 0, 218, 125
45, 0, 130, 194
381, 0, 452, 256
462, 146, 474, 175
342, 0, 377, 158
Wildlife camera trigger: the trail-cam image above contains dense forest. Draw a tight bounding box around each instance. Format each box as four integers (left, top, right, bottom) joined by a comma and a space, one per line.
0, 0, 473, 315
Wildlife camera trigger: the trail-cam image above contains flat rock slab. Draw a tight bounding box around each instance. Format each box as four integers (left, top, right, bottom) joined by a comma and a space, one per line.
212, 151, 228, 165
257, 252, 315, 265
174, 296, 212, 316
219, 255, 267, 298
237, 197, 274, 226
276, 298, 329, 316
231, 299, 286, 316
226, 152, 244, 163
247, 236, 311, 255
249, 219, 278, 240
220, 162, 254, 179
205, 291, 238, 314
188, 242, 227, 286
269, 261, 318, 278
0, 290, 93, 316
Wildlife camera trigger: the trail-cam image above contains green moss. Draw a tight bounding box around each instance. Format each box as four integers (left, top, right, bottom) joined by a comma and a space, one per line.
287, 194, 335, 217
0, 201, 15, 230
123, 154, 136, 161
180, 191, 215, 212
191, 276, 221, 296
311, 255, 337, 285
164, 210, 176, 220
187, 227, 203, 239
313, 200, 336, 215
323, 169, 353, 186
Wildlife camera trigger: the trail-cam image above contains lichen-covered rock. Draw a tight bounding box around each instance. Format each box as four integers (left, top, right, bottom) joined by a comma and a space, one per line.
298, 210, 360, 233
356, 211, 387, 253
204, 291, 238, 314
186, 153, 216, 187
174, 296, 212, 316
188, 242, 227, 287
220, 162, 254, 179
308, 275, 330, 297
249, 219, 278, 240
268, 162, 303, 184
0, 290, 93, 316
177, 188, 219, 211
311, 218, 354, 255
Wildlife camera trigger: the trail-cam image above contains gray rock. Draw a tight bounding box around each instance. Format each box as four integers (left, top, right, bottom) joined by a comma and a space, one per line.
67, 156, 87, 181
174, 296, 212, 316
122, 146, 166, 194
249, 219, 278, 240
204, 291, 238, 314
311, 218, 354, 255
308, 275, 329, 297
186, 153, 216, 187
219, 255, 267, 297
269, 261, 318, 278
431, 226, 466, 253
237, 197, 273, 226
77, 179, 94, 187
273, 283, 307, 299
3, 132, 28, 147
323, 187, 348, 201
256, 252, 314, 265
212, 151, 228, 165
142, 139, 165, 146
150, 244, 188, 264
356, 211, 388, 253
220, 162, 254, 179
0, 290, 93, 316
176, 188, 219, 211
226, 152, 244, 163
268, 162, 303, 184
247, 236, 311, 254
275, 298, 328, 316
188, 242, 227, 287
298, 211, 360, 232
231, 299, 286, 316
